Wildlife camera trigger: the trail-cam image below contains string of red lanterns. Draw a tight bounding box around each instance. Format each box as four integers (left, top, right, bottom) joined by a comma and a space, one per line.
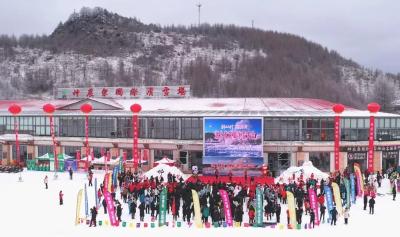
367, 102, 380, 173
80, 103, 93, 171
130, 104, 142, 171
43, 103, 58, 176
332, 104, 345, 172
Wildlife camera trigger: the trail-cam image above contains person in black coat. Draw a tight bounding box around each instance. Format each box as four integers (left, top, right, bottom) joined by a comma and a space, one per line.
363, 194, 368, 210
116, 203, 123, 222
377, 171, 382, 188
275, 203, 281, 223
130, 199, 137, 219
139, 202, 145, 221
89, 206, 98, 227
102, 198, 107, 214
369, 197, 375, 214
234, 205, 244, 226
392, 185, 397, 201
296, 208, 303, 225
320, 204, 326, 222
309, 210, 315, 228
330, 206, 338, 225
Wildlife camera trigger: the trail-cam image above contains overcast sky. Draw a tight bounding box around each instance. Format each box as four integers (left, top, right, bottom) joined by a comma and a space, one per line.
0, 0, 398, 74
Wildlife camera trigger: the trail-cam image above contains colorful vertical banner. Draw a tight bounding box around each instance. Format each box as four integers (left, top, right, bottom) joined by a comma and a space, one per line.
324, 186, 334, 221
368, 116, 375, 172
191, 190, 203, 228
75, 189, 83, 225
344, 178, 351, 208
84, 184, 89, 218
94, 178, 99, 208
332, 183, 343, 216
104, 172, 110, 193
286, 191, 296, 228
255, 187, 263, 227
350, 174, 356, 203
108, 172, 112, 192
219, 189, 233, 226
354, 163, 364, 196
132, 114, 139, 169
308, 188, 319, 225
113, 166, 119, 187
159, 187, 167, 226
334, 115, 340, 171
104, 191, 118, 226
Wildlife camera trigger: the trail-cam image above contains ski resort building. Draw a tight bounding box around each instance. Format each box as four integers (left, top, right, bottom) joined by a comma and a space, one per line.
0, 97, 400, 175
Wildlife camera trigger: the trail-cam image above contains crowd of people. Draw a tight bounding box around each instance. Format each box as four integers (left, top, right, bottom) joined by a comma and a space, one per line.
46, 164, 399, 228
83, 165, 398, 228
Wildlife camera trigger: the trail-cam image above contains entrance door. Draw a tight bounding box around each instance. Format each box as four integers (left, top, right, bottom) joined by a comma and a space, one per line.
188, 151, 203, 173
12, 145, 27, 166
268, 152, 291, 176
383, 158, 396, 173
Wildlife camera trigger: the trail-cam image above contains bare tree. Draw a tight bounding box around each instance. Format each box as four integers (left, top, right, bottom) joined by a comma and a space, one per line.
372, 77, 396, 112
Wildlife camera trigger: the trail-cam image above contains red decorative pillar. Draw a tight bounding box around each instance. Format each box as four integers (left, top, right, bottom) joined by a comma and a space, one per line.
367, 102, 380, 173
130, 104, 142, 171
8, 104, 22, 167
43, 104, 58, 173
80, 103, 93, 171
332, 104, 345, 171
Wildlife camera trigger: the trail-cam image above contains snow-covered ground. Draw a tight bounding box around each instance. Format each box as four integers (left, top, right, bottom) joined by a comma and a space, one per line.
0, 170, 397, 237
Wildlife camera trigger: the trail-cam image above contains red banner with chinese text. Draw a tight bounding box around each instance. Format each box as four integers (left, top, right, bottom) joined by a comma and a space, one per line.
132, 114, 139, 168
334, 115, 340, 171
368, 116, 375, 172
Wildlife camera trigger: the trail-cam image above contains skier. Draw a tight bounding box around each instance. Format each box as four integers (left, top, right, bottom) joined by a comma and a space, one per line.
343, 208, 350, 224
69, 167, 73, 180
392, 184, 397, 201
116, 203, 122, 222
59, 190, 64, 205
130, 198, 137, 219
330, 206, 338, 225
102, 198, 107, 214
44, 175, 48, 189
369, 197, 375, 214
89, 206, 98, 227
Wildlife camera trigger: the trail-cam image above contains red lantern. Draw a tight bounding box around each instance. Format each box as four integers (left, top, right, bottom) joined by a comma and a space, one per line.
332, 104, 345, 114
80, 103, 93, 113
130, 103, 142, 113
368, 102, 380, 113
8, 104, 22, 115
43, 103, 56, 113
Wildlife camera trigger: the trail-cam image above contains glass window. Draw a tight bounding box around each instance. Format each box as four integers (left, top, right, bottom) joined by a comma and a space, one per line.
38, 145, 53, 156
64, 146, 80, 158
154, 150, 173, 161
309, 152, 330, 172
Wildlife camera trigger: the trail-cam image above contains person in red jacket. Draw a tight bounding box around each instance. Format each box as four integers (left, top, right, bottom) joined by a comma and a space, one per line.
248, 206, 255, 224
59, 190, 64, 205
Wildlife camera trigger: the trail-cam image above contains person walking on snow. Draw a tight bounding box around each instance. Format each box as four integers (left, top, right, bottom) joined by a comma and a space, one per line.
69, 167, 73, 180
330, 206, 338, 225
89, 206, 98, 227
369, 197, 375, 214
88, 171, 93, 187
116, 203, 122, 222
392, 184, 397, 201
102, 198, 107, 214
44, 175, 48, 189
343, 208, 350, 224
59, 190, 64, 205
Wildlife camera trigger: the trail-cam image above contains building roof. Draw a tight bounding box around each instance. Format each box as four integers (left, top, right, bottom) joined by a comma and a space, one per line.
0, 98, 398, 117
